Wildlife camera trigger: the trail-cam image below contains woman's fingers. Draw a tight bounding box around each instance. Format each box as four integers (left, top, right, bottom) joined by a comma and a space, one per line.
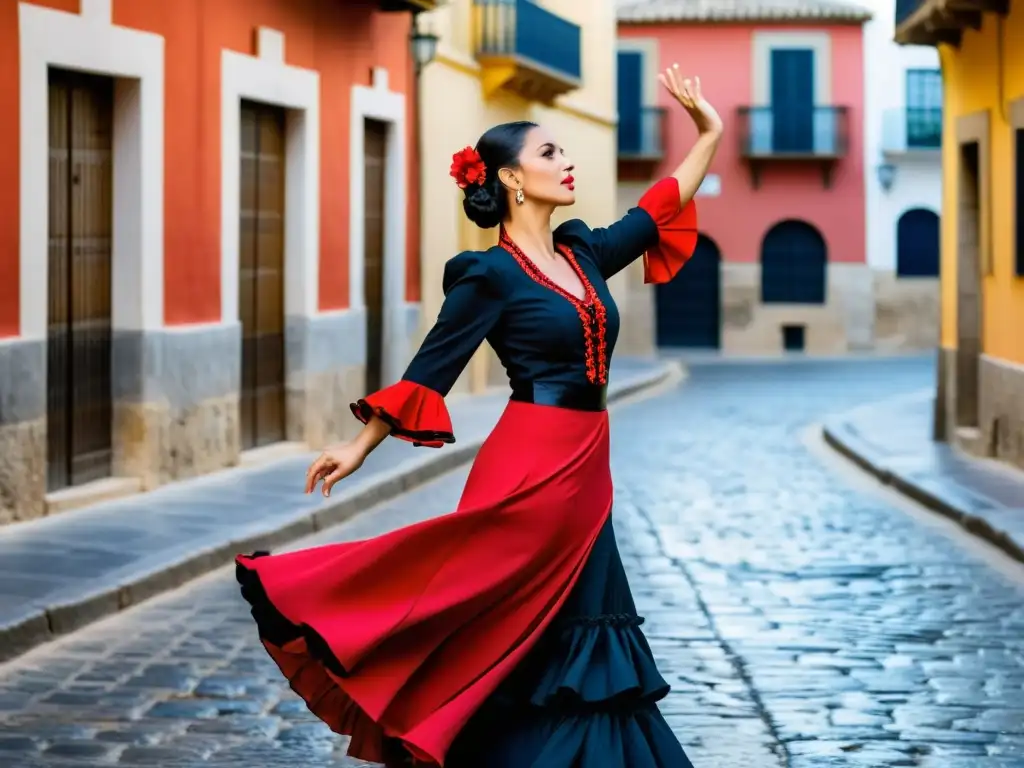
668, 64, 682, 94
321, 465, 348, 497
305, 454, 331, 494
661, 66, 703, 109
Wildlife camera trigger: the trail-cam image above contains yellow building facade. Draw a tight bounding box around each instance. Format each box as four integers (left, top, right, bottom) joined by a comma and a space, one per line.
416, 0, 650, 395
897, 0, 1024, 470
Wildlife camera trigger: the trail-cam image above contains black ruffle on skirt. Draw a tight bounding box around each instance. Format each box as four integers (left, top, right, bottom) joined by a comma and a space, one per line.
445, 516, 694, 768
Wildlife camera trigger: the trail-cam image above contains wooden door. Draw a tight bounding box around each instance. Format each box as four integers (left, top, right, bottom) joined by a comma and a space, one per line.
655, 235, 721, 349
239, 100, 287, 450
955, 141, 982, 428
46, 69, 115, 492
364, 119, 388, 394
771, 49, 815, 153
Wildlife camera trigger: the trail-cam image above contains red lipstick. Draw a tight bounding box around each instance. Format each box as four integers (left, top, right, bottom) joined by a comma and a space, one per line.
562, 174, 575, 191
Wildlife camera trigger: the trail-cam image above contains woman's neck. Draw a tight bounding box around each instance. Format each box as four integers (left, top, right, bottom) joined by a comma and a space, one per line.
502, 203, 557, 260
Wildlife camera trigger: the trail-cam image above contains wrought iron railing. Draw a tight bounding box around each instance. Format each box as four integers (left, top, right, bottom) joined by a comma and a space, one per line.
737, 106, 850, 157
474, 0, 582, 82
618, 106, 667, 159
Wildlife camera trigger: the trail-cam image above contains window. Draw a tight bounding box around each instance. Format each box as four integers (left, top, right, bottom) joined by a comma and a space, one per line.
896, 209, 940, 277
760, 220, 827, 304
617, 50, 644, 155
906, 69, 942, 149
782, 324, 806, 351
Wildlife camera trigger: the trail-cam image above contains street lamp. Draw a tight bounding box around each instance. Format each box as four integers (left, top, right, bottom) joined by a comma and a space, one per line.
876, 162, 897, 192
411, 19, 439, 77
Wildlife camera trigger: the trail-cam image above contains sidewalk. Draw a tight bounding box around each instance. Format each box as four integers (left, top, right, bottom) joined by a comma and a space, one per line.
0, 358, 677, 664
823, 390, 1024, 563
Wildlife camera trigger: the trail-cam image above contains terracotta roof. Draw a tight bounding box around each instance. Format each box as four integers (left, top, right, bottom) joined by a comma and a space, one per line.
616, 0, 872, 23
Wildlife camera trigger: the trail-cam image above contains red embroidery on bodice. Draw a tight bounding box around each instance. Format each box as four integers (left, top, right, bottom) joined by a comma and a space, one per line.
499, 229, 609, 385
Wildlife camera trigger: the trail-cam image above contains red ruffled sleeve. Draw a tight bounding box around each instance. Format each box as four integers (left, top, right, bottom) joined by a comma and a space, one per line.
639, 177, 699, 285
350, 380, 455, 448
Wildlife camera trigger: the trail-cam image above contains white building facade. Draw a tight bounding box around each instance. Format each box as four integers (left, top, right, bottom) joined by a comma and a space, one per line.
862, 0, 943, 350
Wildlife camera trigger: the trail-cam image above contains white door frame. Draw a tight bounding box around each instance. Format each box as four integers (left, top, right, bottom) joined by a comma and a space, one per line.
350, 67, 409, 386
220, 27, 320, 327
18, 0, 165, 340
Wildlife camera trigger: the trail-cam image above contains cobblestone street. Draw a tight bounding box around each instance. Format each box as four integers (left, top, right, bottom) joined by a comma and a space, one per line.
2, 357, 1023, 768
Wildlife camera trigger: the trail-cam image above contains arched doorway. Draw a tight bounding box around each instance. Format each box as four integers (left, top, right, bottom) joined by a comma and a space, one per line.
896, 208, 940, 277
761, 220, 827, 304
655, 234, 721, 348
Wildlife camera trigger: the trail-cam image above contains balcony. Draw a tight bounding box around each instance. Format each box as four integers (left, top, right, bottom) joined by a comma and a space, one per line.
882, 107, 942, 154
377, 0, 442, 12
617, 106, 667, 177
473, 0, 582, 104
895, 0, 1009, 46
737, 105, 850, 188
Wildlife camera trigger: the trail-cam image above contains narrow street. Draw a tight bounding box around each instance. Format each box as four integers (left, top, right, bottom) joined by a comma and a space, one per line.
2, 357, 1022, 768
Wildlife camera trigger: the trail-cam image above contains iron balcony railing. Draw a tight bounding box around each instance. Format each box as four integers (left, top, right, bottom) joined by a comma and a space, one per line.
895, 0, 926, 26
474, 0, 582, 83
618, 106, 668, 159
882, 106, 942, 152
737, 106, 850, 158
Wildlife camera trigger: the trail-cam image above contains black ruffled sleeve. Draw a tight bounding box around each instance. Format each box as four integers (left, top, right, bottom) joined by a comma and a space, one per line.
350, 251, 504, 447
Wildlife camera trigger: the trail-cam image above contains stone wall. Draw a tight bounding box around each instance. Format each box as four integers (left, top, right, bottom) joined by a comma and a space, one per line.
720, 263, 875, 355
111, 324, 241, 492
873, 271, 940, 351
0, 339, 46, 524
285, 310, 370, 451
0, 309, 381, 526
978, 355, 1024, 470
935, 347, 1024, 472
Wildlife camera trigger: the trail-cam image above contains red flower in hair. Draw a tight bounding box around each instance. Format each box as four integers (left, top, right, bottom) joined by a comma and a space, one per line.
450, 146, 487, 189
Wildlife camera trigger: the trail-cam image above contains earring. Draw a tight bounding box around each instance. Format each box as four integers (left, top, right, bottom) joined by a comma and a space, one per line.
515, 188, 525, 205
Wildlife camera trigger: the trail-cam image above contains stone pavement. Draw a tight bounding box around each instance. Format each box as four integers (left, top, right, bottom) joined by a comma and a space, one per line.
2, 355, 1024, 768
0, 357, 673, 664
824, 390, 1024, 564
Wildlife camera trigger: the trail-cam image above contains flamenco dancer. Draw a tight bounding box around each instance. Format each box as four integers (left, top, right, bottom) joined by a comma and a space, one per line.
236, 66, 722, 767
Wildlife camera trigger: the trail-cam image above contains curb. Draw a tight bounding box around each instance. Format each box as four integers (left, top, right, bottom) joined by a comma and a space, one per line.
822, 422, 1024, 565
0, 362, 679, 664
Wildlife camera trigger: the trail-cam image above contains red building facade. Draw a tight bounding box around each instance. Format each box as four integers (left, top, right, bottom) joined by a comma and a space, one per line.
0, 0, 425, 523
617, 0, 873, 354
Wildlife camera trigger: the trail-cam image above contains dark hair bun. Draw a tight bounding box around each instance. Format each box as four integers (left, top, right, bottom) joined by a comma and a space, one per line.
462, 183, 502, 229
458, 121, 537, 230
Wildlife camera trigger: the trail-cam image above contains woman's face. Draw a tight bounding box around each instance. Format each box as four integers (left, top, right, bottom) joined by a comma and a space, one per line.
512, 126, 575, 207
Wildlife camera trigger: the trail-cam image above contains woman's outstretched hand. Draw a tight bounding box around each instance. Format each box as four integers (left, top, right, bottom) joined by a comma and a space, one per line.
305, 442, 366, 497
660, 65, 723, 137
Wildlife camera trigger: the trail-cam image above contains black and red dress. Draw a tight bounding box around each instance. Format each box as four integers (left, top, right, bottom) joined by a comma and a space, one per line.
236, 178, 698, 767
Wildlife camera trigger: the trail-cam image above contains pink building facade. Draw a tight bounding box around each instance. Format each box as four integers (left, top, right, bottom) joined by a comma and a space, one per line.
616, 0, 873, 354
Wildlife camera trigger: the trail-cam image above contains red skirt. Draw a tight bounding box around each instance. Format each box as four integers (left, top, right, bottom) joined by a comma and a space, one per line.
235, 401, 615, 766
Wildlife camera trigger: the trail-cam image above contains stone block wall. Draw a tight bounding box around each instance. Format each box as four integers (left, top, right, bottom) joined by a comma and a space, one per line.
978, 355, 1024, 469
935, 347, 1024, 472
872, 271, 940, 351
285, 311, 369, 450
0, 308, 385, 526
0, 339, 46, 524
111, 324, 241, 490
720, 263, 875, 355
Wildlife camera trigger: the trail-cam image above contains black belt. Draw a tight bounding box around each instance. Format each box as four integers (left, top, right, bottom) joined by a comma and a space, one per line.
509, 381, 608, 412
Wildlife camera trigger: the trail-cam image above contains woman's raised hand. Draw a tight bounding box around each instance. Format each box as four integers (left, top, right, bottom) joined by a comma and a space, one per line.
659, 64, 723, 137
